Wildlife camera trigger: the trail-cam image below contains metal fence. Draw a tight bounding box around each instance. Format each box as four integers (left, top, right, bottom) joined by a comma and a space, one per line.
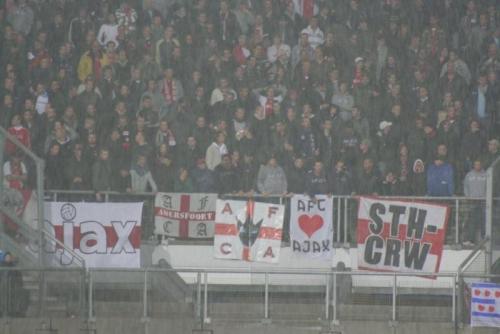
44, 190, 485, 246
0, 266, 497, 329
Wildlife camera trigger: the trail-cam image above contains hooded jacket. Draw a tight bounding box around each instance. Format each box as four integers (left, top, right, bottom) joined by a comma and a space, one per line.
426, 162, 454, 196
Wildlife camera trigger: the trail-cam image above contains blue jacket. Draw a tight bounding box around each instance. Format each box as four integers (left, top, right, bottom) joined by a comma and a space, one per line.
426, 162, 454, 196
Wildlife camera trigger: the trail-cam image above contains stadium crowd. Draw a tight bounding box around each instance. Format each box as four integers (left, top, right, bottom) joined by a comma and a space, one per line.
0, 0, 499, 199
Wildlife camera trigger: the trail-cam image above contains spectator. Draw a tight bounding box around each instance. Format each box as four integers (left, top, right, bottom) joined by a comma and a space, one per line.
410, 159, 427, 196
356, 157, 380, 196
329, 159, 354, 196
305, 161, 328, 197
240, 153, 259, 195
257, 156, 288, 195
172, 167, 193, 193
6, 0, 34, 36
92, 148, 113, 200
191, 158, 215, 193
65, 143, 90, 191
469, 74, 496, 137
463, 159, 487, 246
45, 143, 65, 190
427, 157, 454, 197
481, 139, 500, 169
97, 13, 119, 48
3, 152, 28, 190
153, 143, 175, 192
301, 17, 324, 49
286, 157, 306, 194
6, 114, 30, 155
214, 154, 240, 195
130, 155, 157, 193
206, 132, 228, 171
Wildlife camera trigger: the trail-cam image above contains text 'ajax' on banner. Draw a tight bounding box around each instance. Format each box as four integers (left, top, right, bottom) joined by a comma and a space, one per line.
290, 195, 334, 259
213, 199, 284, 263
38, 202, 143, 268
356, 197, 449, 275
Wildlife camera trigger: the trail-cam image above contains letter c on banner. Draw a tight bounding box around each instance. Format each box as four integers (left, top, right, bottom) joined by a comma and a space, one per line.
220, 243, 232, 255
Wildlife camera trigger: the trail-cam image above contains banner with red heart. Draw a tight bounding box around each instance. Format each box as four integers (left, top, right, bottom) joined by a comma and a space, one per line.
290, 195, 333, 259
298, 214, 324, 238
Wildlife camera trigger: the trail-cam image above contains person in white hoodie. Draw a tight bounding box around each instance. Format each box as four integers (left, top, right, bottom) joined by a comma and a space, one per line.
463, 159, 487, 246
97, 13, 119, 48
205, 132, 228, 171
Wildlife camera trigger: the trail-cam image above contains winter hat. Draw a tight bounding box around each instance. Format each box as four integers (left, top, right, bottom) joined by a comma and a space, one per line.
412, 159, 425, 173
379, 121, 393, 131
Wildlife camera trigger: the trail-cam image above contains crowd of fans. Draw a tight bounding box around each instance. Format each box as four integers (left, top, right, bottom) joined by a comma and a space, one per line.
0, 0, 499, 199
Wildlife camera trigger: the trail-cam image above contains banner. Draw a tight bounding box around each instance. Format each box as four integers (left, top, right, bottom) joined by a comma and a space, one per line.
42, 202, 143, 268
214, 199, 284, 263
154, 193, 216, 239
471, 282, 500, 328
357, 197, 449, 274
290, 195, 333, 259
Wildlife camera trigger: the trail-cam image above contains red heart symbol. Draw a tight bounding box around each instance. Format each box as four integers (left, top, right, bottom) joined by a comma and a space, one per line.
485, 290, 491, 297
478, 305, 485, 311
489, 306, 495, 312
495, 291, 500, 298
298, 215, 324, 238
475, 290, 481, 296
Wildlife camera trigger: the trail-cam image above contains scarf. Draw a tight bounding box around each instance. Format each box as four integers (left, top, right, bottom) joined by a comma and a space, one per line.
132, 163, 148, 177
163, 79, 177, 104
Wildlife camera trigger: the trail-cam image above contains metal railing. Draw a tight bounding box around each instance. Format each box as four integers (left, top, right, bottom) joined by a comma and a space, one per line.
486, 156, 500, 273
1, 266, 496, 329
0, 126, 45, 266
44, 189, 485, 246
0, 126, 85, 269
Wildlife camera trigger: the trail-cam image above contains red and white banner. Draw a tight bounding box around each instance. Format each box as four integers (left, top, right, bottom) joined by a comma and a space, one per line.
154, 193, 216, 239
357, 197, 449, 274
42, 202, 143, 268
290, 195, 333, 259
214, 199, 284, 263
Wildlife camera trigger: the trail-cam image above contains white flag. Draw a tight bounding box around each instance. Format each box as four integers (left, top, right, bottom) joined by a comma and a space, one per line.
290, 195, 333, 259
214, 199, 284, 263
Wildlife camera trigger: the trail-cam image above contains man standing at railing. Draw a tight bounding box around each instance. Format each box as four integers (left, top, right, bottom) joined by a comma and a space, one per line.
463, 159, 487, 247
426, 155, 454, 197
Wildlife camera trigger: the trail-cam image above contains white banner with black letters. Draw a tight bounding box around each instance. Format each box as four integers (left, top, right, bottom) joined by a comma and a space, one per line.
357, 197, 449, 274
290, 195, 334, 259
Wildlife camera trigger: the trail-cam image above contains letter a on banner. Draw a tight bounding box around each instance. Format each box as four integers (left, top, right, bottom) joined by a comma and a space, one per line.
289, 195, 334, 259
213, 199, 284, 263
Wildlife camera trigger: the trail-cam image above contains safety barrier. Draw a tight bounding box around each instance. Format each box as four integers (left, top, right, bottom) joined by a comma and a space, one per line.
0, 266, 495, 329
44, 190, 485, 246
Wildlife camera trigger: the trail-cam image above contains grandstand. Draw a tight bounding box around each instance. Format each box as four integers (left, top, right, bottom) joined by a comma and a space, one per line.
0, 0, 499, 333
